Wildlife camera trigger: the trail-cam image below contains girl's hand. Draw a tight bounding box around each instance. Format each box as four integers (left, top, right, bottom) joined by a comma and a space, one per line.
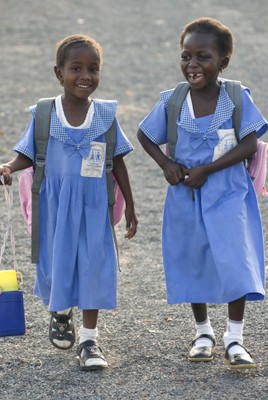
137, 130, 184, 186
0, 166, 12, 185
182, 165, 208, 188
182, 132, 259, 189
162, 158, 185, 186
124, 204, 138, 239
0, 154, 32, 185
111, 156, 137, 239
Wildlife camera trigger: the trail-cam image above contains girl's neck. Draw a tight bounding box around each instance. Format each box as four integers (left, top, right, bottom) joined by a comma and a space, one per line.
190, 84, 220, 118
61, 96, 92, 127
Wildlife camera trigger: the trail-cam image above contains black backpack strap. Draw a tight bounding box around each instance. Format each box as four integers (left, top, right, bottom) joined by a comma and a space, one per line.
105, 119, 117, 225
104, 118, 120, 266
167, 82, 190, 159
31, 98, 54, 263
224, 79, 242, 142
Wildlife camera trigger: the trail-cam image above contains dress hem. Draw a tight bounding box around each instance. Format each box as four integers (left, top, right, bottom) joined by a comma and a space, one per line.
166, 291, 265, 304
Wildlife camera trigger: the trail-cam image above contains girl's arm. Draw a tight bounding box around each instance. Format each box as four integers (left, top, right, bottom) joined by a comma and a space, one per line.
0, 153, 33, 185
183, 132, 257, 188
137, 129, 184, 185
112, 155, 138, 239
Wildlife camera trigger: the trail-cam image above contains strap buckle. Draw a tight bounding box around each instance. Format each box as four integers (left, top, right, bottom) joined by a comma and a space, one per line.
35, 153, 46, 168
106, 160, 113, 173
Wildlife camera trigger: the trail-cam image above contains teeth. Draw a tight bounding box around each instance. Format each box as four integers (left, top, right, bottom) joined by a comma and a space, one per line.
189, 73, 203, 79
78, 84, 89, 88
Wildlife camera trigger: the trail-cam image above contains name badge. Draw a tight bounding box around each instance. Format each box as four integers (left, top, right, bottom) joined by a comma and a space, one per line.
81, 141, 106, 178
212, 129, 237, 162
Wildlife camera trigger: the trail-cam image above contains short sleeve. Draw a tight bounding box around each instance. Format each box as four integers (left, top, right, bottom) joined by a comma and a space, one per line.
13, 115, 36, 162
139, 99, 168, 145
240, 88, 267, 139
113, 118, 133, 157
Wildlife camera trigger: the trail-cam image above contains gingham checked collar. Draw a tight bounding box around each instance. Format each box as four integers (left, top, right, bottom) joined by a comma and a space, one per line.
30, 99, 118, 143
161, 81, 235, 136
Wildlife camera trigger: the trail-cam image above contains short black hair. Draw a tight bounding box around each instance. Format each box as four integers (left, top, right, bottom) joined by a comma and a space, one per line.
179, 17, 234, 57
55, 34, 103, 67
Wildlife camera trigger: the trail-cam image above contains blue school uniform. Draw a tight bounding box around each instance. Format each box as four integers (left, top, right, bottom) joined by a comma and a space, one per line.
15, 99, 133, 311
139, 80, 267, 304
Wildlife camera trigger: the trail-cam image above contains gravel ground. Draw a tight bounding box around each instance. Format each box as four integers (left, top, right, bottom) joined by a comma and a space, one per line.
0, 1, 268, 399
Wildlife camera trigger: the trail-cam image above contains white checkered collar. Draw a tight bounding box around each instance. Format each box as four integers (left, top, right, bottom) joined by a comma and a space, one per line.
161, 81, 235, 135
30, 99, 118, 143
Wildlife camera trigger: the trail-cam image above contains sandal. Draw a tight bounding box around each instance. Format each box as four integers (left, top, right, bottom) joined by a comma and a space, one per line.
77, 340, 108, 371
224, 342, 256, 369
188, 334, 216, 362
49, 309, 75, 350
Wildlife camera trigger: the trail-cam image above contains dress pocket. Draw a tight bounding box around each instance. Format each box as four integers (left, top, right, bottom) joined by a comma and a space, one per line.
212, 129, 237, 162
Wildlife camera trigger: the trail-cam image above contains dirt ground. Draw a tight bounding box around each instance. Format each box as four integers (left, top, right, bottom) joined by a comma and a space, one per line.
0, 1, 268, 399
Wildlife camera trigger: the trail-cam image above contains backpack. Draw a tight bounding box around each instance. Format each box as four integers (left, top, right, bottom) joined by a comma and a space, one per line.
166, 80, 268, 196
18, 98, 125, 263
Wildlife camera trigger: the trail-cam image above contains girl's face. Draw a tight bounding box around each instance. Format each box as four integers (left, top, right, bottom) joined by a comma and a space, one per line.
54, 45, 100, 100
180, 32, 229, 89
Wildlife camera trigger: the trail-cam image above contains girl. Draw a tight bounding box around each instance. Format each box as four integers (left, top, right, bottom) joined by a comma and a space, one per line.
0, 34, 138, 371
137, 18, 267, 369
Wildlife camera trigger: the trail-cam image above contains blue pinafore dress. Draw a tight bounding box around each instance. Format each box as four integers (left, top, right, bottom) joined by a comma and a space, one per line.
139, 81, 267, 304
15, 97, 133, 311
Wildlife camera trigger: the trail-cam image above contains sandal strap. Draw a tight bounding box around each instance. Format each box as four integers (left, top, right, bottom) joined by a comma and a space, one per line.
192, 334, 216, 347
77, 339, 96, 355
50, 330, 74, 341
51, 310, 73, 324
50, 311, 75, 341
77, 340, 106, 361
51, 313, 74, 331
225, 341, 251, 356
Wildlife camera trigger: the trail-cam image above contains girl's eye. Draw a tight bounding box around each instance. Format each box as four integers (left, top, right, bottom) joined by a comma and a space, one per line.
72, 66, 80, 72
198, 54, 210, 60
89, 67, 99, 73
181, 54, 190, 62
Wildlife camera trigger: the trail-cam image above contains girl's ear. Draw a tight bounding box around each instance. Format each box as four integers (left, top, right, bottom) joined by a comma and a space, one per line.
220, 56, 230, 72
54, 65, 63, 85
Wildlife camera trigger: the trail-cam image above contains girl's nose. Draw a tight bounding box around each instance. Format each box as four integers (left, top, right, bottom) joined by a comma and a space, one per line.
188, 57, 198, 67
80, 70, 92, 79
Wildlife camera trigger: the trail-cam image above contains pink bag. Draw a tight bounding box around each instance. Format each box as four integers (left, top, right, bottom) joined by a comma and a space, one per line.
18, 167, 33, 235
18, 167, 125, 235
249, 140, 268, 196
112, 174, 125, 225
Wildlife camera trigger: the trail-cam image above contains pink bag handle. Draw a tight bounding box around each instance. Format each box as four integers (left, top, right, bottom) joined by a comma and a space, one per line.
0, 176, 18, 270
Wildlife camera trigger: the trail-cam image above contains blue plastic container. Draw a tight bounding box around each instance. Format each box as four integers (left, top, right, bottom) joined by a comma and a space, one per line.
0, 291, 26, 337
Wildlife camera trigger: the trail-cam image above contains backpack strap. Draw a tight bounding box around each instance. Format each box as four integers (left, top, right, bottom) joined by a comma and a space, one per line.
167, 82, 190, 159
31, 98, 54, 263
223, 79, 242, 142
104, 119, 120, 266
105, 119, 117, 225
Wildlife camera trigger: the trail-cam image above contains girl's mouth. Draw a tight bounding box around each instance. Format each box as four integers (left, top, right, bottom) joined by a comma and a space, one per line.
77, 84, 90, 89
188, 73, 204, 84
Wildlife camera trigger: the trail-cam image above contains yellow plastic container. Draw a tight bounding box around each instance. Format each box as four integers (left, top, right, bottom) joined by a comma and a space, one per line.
0, 270, 23, 292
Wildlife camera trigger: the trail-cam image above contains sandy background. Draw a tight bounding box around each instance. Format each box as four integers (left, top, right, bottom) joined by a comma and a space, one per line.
0, 1, 268, 399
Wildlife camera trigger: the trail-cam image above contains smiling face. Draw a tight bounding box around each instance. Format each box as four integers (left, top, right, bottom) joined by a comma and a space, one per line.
180, 32, 229, 90
54, 44, 101, 101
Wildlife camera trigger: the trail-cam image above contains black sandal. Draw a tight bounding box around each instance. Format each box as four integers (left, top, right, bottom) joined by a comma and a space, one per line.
188, 334, 216, 362
77, 340, 108, 371
49, 309, 75, 350
224, 341, 256, 369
